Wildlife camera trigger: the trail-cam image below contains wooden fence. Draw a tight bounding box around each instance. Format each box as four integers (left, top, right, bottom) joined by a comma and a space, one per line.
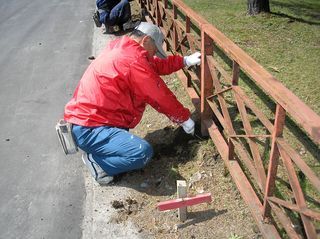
137, 0, 320, 238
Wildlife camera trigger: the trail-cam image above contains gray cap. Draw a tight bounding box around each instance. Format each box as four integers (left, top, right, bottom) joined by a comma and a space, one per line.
135, 22, 167, 59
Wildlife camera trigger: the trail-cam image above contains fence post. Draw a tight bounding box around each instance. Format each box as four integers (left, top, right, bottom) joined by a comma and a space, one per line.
173, 4, 178, 51
156, 0, 161, 26
200, 27, 213, 135
262, 104, 286, 219
232, 61, 239, 85
228, 138, 235, 161
164, 0, 168, 8
139, 0, 144, 10
186, 17, 191, 33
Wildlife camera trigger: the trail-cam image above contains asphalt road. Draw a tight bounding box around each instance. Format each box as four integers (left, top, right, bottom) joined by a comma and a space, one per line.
0, 1, 94, 238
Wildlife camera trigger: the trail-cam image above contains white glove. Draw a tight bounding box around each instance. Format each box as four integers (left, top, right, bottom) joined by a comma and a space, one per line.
181, 118, 195, 135
184, 52, 201, 67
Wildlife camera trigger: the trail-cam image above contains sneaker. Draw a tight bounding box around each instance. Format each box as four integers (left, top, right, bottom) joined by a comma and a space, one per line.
82, 153, 114, 185
93, 11, 102, 27
122, 20, 140, 31
96, 175, 114, 185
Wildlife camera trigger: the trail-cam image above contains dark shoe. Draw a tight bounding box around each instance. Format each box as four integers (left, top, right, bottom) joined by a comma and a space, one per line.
118, 24, 124, 32
93, 11, 102, 27
105, 25, 116, 34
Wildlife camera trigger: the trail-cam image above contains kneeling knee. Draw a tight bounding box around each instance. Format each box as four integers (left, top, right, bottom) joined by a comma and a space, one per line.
134, 141, 153, 168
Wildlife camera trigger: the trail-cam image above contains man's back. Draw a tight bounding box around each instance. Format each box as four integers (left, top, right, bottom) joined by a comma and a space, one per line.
64, 36, 145, 127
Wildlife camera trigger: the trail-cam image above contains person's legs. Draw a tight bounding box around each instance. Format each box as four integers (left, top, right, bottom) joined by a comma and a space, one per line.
92, 130, 153, 175
97, 10, 117, 34
72, 125, 153, 176
118, 0, 131, 25
98, 9, 109, 25
96, 0, 107, 9
107, 0, 131, 26
93, 0, 109, 27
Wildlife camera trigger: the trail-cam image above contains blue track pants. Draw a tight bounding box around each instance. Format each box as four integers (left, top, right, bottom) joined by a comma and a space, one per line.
98, 0, 131, 26
72, 125, 153, 176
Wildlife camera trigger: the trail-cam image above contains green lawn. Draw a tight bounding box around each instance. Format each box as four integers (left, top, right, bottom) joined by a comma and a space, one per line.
183, 0, 320, 115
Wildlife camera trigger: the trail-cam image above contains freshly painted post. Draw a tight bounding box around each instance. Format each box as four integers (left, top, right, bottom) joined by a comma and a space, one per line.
177, 180, 187, 221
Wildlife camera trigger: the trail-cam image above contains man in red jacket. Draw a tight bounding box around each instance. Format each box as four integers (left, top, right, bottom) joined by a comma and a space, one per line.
64, 22, 201, 184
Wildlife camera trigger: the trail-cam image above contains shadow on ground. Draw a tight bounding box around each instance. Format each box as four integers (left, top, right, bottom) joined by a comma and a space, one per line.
272, 0, 320, 25
177, 209, 228, 229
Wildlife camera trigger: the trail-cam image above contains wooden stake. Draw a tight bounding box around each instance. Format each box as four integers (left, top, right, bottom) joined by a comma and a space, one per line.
177, 180, 187, 221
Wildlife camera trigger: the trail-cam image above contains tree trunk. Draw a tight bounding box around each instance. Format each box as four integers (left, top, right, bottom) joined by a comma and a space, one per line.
247, 0, 270, 15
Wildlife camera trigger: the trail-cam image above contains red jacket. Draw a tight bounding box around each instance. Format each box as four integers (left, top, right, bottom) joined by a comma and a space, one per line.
64, 36, 190, 128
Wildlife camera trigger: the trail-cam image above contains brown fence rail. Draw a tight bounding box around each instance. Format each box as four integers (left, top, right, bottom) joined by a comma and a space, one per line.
137, 0, 320, 238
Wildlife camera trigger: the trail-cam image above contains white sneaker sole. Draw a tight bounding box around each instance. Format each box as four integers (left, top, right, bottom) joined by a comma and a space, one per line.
82, 153, 109, 180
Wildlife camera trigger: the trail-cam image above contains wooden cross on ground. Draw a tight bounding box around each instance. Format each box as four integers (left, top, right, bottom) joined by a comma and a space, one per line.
157, 180, 212, 221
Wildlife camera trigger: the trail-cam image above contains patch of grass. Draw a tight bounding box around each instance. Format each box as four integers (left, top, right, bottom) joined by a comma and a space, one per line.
228, 233, 243, 239
167, 165, 180, 180
183, 0, 320, 114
